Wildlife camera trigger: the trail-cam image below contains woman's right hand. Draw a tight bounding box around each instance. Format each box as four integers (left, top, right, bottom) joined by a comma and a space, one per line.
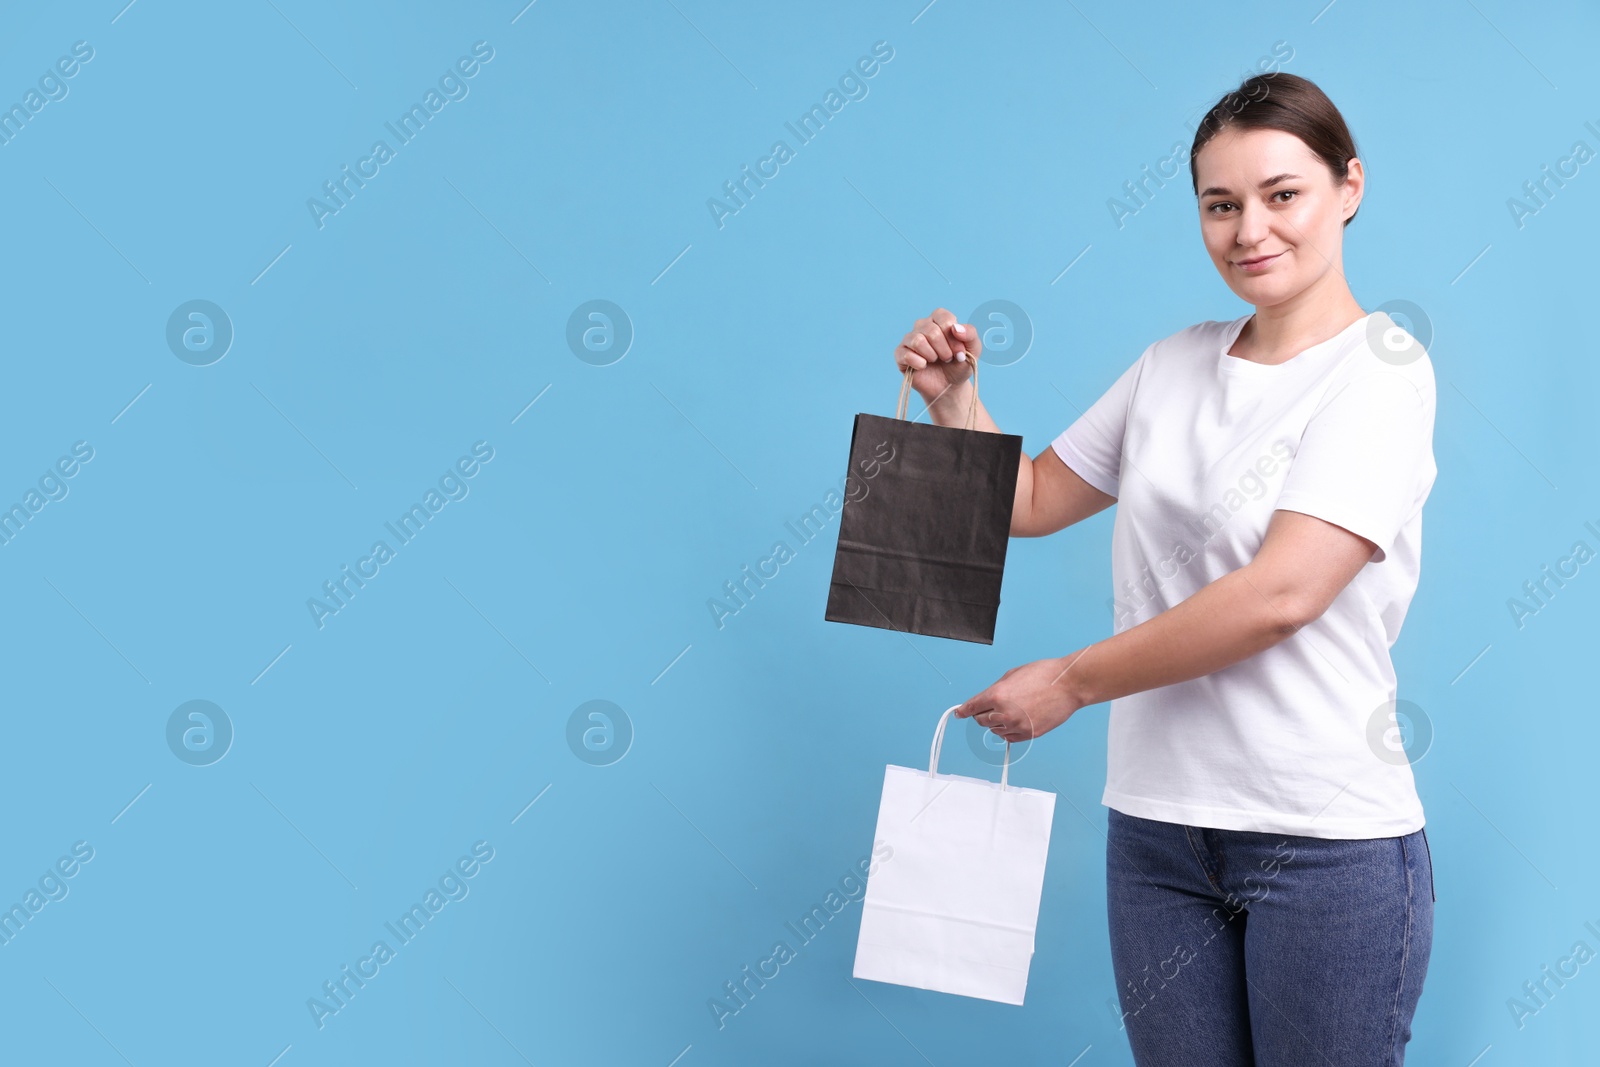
895, 307, 981, 405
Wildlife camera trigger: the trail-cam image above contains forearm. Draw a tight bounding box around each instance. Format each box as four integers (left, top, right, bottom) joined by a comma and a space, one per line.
923, 377, 1036, 536
1058, 563, 1304, 709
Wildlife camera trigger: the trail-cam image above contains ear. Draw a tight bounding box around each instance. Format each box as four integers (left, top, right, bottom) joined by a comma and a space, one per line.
1341, 156, 1365, 221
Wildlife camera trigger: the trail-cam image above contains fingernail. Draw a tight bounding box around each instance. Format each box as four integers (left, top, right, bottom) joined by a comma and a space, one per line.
957, 353, 966, 361
953, 324, 966, 336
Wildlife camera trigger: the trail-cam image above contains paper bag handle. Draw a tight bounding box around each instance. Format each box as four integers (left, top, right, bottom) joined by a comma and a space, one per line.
928, 703, 1010, 790
897, 349, 980, 430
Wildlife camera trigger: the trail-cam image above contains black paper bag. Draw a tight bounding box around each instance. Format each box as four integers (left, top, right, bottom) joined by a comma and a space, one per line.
825, 362, 1022, 644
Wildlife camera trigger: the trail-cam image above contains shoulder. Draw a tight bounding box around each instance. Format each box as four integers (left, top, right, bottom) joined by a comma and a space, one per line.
1135, 316, 1243, 371
1158, 316, 1243, 350
1326, 310, 1437, 404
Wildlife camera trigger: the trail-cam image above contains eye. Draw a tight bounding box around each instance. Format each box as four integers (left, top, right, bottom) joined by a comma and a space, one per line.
1272, 189, 1299, 203
1207, 201, 1235, 215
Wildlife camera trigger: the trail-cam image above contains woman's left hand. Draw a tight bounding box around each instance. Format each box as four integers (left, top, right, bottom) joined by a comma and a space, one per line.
955, 653, 1088, 742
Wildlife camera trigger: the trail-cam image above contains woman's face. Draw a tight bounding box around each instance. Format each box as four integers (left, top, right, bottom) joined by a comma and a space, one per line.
1193, 126, 1362, 308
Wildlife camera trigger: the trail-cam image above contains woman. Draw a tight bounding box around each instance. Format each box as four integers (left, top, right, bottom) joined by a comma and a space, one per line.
893, 73, 1435, 1065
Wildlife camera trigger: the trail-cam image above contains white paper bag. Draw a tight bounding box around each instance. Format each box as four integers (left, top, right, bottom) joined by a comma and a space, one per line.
852, 704, 1057, 1005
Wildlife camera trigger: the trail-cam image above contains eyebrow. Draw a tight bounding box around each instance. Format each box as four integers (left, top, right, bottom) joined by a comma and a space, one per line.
1198, 173, 1303, 198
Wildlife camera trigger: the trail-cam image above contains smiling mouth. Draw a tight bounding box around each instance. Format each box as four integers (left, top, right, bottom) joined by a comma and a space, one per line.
1234, 252, 1284, 267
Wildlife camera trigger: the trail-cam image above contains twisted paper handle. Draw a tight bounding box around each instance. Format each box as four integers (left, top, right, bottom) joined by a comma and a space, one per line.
929, 704, 1010, 789
897, 348, 980, 429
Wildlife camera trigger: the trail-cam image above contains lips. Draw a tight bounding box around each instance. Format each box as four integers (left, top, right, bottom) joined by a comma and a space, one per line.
1234, 252, 1284, 267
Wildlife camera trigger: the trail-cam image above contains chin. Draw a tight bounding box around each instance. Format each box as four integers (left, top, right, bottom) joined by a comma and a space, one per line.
1229, 274, 1293, 300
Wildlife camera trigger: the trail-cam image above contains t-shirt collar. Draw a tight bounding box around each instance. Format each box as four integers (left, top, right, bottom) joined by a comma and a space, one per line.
1219, 311, 1377, 374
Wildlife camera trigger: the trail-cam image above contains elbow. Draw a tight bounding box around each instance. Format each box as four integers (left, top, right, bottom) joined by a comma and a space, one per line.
1269, 592, 1325, 637
1009, 492, 1038, 537
1244, 567, 1325, 637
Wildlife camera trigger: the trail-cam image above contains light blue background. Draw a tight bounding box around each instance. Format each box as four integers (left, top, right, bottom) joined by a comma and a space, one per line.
1, 1, 1595, 1064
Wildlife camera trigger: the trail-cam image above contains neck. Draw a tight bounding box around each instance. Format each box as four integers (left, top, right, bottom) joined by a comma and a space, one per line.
1239, 273, 1365, 363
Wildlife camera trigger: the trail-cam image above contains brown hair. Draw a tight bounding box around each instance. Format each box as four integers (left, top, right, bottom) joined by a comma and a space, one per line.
1189, 72, 1361, 227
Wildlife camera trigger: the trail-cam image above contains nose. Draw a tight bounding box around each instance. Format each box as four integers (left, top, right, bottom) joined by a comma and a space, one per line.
1233, 200, 1274, 252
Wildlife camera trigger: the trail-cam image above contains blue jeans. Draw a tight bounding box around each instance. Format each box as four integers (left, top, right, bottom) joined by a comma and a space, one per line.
1106, 808, 1433, 1066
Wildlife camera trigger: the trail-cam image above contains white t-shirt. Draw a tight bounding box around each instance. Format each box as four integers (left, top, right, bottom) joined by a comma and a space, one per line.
1050, 310, 1436, 839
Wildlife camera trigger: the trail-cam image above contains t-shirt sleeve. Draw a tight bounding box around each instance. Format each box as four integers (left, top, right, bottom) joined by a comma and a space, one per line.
1049, 344, 1152, 498
1274, 361, 1436, 564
